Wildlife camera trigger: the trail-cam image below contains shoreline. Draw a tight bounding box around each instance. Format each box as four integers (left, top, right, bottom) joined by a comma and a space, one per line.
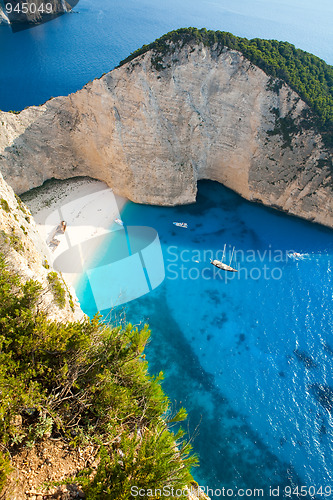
22, 177, 127, 288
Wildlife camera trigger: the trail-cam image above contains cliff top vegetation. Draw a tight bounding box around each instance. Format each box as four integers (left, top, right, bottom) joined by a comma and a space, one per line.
119, 27, 333, 146
0, 254, 197, 499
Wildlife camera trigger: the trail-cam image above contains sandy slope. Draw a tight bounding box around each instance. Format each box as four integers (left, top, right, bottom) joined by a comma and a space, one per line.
22, 177, 127, 286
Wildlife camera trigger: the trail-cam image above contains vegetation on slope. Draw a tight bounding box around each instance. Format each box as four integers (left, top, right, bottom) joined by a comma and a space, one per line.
0, 255, 197, 499
119, 27, 333, 145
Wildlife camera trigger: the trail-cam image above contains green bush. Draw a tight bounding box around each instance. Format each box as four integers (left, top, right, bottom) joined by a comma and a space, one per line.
0, 255, 197, 495
0, 452, 12, 492
85, 421, 196, 499
0, 199, 10, 213
47, 271, 66, 309
15, 194, 28, 215
0, 230, 24, 253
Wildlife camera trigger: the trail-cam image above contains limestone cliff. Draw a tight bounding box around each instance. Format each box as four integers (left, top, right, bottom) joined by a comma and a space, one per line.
0, 0, 78, 25
0, 7, 9, 24
0, 171, 82, 322
0, 41, 332, 227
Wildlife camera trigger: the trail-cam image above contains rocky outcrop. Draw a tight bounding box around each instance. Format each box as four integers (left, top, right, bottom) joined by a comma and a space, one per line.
0, 42, 332, 227
0, 8, 9, 24
0, 171, 82, 322
0, 0, 78, 25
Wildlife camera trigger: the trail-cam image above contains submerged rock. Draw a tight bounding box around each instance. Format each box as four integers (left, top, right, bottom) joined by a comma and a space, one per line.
293, 349, 317, 369
319, 424, 327, 435
323, 343, 333, 356
310, 384, 333, 412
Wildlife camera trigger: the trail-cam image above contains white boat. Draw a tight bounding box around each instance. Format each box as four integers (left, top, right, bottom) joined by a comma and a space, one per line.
211, 259, 238, 273
288, 252, 308, 260
173, 222, 188, 228
114, 218, 124, 226
210, 245, 238, 273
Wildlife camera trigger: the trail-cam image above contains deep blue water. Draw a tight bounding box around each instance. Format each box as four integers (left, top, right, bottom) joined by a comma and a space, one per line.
0, 0, 332, 111
78, 181, 333, 497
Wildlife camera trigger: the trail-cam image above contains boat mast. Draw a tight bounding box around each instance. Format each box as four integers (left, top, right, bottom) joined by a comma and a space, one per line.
222, 243, 226, 262
229, 246, 235, 266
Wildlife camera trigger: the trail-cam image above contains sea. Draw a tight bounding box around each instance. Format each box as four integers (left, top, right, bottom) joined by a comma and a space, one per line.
1, 1, 333, 497
77, 181, 333, 496
0, 0, 332, 110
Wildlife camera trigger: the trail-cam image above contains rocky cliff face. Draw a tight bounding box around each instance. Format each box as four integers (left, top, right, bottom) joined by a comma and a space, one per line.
0, 172, 82, 322
0, 170, 208, 499
0, 7, 9, 24
1, 0, 77, 25
0, 42, 332, 227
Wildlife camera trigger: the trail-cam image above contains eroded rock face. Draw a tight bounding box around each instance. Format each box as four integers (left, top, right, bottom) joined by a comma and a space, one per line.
2, 0, 77, 25
0, 172, 82, 322
0, 43, 332, 227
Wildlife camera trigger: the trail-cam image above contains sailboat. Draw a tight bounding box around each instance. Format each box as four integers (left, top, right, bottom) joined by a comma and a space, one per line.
287, 251, 308, 260
173, 222, 188, 228
211, 244, 238, 273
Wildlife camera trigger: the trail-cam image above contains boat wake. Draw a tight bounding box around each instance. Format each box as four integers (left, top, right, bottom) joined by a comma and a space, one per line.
287, 252, 310, 260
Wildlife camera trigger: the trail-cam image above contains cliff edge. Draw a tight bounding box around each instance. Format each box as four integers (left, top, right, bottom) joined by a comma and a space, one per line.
0, 173, 208, 499
0, 171, 82, 323
0, 29, 332, 227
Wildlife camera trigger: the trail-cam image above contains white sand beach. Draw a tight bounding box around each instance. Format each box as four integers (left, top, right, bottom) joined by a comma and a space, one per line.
22, 177, 127, 286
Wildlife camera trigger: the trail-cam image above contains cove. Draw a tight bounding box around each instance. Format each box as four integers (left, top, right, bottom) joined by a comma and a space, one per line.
77, 180, 333, 495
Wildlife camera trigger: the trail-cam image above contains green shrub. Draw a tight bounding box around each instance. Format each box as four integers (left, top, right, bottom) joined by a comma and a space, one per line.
15, 194, 28, 215
0, 451, 12, 492
85, 421, 197, 499
62, 278, 75, 312
0, 230, 24, 253
10, 234, 24, 253
0, 199, 10, 213
47, 271, 66, 309
0, 255, 198, 495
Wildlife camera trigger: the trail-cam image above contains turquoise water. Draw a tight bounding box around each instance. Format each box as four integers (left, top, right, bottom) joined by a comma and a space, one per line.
0, 0, 332, 111
78, 181, 333, 496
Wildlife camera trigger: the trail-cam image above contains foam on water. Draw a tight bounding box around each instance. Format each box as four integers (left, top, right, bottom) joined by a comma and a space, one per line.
77, 181, 333, 495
